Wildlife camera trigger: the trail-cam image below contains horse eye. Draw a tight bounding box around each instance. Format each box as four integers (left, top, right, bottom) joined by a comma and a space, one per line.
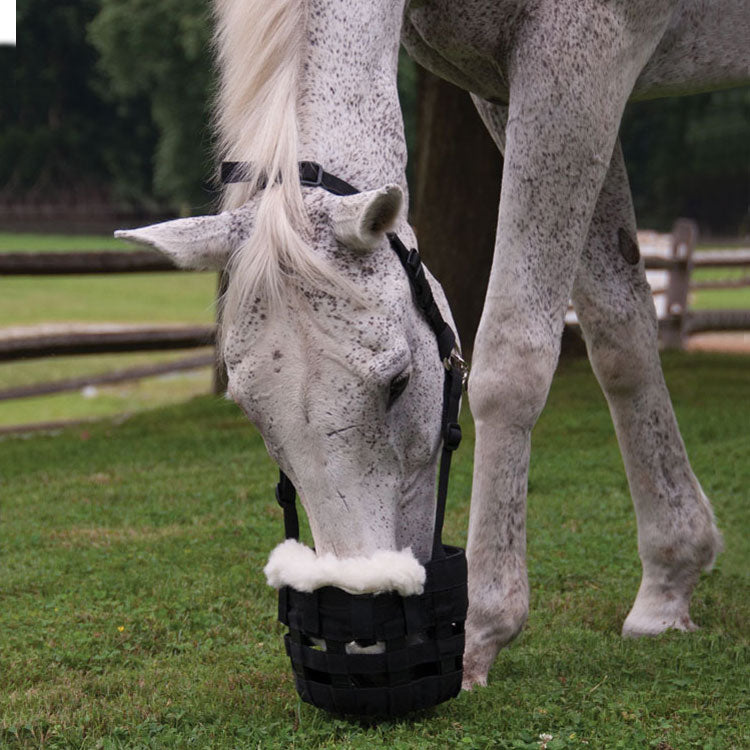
387, 373, 410, 409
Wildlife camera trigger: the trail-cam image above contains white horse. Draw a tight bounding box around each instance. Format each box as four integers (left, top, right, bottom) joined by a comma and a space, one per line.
117, 0, 748, 689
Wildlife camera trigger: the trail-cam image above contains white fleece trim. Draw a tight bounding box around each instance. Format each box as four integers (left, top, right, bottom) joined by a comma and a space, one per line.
263, 539, 426, 596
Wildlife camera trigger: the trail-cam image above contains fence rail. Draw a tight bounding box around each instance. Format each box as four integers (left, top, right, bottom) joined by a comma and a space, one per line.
2, 223, 749, 408
0, 250, 180, 275
567, 220, 750, 349
1, 248, 222, 400
0, 352, 214, 402
0, 325, 216, 362
641, 221, 750, 348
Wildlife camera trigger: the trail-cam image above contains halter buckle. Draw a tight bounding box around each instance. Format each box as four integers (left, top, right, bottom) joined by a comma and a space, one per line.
443, 350, 469, 389
299, 161, 324, 188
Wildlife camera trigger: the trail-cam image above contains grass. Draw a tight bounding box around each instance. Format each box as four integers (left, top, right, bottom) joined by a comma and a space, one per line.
0, 232, 217, 327
0, 274, 217, 328
691, 286, 750, 310
0, 233, 134, 252
690, 266, 750, 310
687, 241, 750, 310
0, 352, 214, 428
1, 351, 748, 749
0, 233, 218, 427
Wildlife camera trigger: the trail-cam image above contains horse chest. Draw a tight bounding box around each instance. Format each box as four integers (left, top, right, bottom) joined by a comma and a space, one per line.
402, 0, 521, 103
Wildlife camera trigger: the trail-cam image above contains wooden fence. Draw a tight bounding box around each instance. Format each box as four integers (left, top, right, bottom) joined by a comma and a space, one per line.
566, 218, 750, 349
2, 220, 749, 404
0, 249, 223, 402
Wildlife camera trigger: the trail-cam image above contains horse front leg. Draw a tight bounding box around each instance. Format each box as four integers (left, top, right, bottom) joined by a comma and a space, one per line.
462, 4, 672, 689
571, 141, 722, 638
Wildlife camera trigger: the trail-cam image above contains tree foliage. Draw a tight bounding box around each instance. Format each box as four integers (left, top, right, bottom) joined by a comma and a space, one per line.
0, 0, 157, 208
1, 3, 748, 233
621, 88, 750, 236
88, 0, 216, 212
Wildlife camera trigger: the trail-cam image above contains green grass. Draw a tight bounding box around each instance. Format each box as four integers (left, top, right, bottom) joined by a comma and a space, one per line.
690, 267, 750, 310
0, 232, 217, 327
691, 286, 750, 310
1, 352, 748, 749
0, 274, 217, 328
0, 352, 215, 429
690, 243, 750, 310
0, 352, 213, 428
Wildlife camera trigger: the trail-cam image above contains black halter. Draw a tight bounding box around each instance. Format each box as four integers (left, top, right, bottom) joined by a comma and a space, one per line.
221, 161, 465, 560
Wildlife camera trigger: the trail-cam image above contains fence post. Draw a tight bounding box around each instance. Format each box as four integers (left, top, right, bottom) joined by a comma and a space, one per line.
212, 271, 229, 395
661, 218, 697, 350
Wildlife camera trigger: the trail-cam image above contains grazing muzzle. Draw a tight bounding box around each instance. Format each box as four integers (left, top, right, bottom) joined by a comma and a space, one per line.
224, 161, 468, 717
278, 546, 467, 716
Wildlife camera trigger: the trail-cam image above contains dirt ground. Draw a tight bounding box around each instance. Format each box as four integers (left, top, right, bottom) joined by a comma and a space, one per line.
686, 332, 750, 354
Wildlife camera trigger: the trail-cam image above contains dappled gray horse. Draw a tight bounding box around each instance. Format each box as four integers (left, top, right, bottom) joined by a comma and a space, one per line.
118, 0, 748, 689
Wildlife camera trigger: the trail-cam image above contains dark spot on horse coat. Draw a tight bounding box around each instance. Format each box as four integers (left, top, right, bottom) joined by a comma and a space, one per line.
618, 227, 640, 265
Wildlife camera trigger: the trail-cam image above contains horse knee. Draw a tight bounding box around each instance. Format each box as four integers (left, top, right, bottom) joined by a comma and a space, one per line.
469, 334, 557, 430
590, 339, 653, 397
584, 303, 659, 398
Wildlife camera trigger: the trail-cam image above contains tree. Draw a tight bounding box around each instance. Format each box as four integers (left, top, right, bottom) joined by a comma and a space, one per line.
621, 88, 750, 236
0, 0, 157, 209
410, 70, 501, 358
88, 0, 215, 213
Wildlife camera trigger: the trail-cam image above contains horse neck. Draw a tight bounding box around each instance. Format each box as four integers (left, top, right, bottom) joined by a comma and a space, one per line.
298, 0, 409, 197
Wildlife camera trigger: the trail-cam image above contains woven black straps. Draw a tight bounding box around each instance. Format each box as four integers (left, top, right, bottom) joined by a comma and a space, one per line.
222, 160, 463, 560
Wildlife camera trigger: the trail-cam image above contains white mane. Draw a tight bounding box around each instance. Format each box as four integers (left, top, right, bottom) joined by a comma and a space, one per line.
213, 0, 348, 317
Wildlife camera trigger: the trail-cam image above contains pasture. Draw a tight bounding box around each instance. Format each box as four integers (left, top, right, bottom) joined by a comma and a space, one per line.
1, 352, 748, 749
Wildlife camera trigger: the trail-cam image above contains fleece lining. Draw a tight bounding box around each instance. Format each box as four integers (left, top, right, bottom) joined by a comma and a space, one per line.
264, 539, 426, 596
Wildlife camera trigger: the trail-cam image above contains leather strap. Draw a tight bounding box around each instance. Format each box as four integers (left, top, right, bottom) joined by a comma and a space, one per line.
221, 160, 361, 197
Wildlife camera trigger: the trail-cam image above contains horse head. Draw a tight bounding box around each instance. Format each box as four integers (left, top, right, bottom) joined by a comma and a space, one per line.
117, 182, 457, 565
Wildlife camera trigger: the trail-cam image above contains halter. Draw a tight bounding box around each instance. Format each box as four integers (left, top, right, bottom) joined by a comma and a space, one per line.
222, 161, 468, 716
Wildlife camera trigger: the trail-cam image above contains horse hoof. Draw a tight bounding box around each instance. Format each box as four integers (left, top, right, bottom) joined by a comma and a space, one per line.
461, 671, 488, 691
622, 612, 699, 638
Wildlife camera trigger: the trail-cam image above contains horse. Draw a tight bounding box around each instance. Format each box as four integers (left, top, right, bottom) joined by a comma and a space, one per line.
116, 0, 748, 690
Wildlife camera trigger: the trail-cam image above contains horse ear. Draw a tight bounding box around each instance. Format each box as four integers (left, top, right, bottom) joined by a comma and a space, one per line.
332, 185, 403, 252
114, 207, 252, 270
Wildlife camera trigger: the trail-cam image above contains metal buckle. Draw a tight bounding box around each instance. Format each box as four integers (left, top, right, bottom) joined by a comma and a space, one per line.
406, 248, 421, 271
443, 349, 469, 389
299, 161, 324, 187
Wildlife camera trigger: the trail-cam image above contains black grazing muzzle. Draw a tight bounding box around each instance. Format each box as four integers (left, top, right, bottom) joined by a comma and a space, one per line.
278, 546, 467, 716
223, 161, 469, 717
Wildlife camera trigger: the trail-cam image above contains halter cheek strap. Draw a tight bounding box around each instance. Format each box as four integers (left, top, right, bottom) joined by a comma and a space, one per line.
221, 161, 466, 561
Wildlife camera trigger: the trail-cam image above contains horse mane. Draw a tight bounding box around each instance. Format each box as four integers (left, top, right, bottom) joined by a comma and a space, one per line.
213, 0, 350, 319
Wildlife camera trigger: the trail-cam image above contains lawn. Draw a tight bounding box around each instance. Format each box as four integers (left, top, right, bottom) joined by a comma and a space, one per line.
0, 233, 217, 327
0, 233, 129, 252
1, 352, 748, 749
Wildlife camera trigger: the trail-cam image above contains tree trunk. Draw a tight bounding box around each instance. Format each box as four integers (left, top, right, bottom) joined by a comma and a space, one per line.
411, 70, 501, 359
